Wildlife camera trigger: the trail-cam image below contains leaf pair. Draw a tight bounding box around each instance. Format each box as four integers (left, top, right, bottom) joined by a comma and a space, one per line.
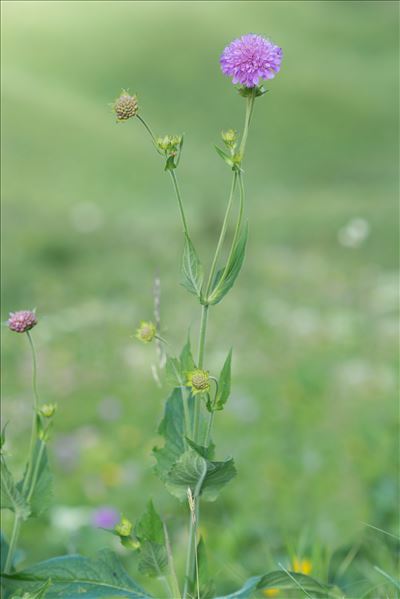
207, 223, 248, 306
1, 440, 52, 522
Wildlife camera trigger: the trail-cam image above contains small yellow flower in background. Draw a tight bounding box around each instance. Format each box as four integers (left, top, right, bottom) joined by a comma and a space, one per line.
114, 516, 132, 537
263, 589, 280, 597
135, 320, 156, 343
293, 557, 312, 575
186, 369, 210, 395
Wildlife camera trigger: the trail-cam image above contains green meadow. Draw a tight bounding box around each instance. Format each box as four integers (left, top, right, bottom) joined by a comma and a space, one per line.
1, 1, 398, 596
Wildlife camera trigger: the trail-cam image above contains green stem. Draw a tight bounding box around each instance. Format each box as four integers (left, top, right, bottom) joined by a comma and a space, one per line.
22, 332, 40, 496
26, 441, 45, 503
26, 331, 39, 411
205, 173, 237, 297
136, 114, 157, 144
163, 521, 181, 599
3, 513, 22, 573
169, 169, 190, 237
239, 89, 256, 159
204, 411, 215, 448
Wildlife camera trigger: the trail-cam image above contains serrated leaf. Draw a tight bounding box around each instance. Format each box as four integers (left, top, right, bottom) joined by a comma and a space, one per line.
1, 458, 30, 519
1, 549, 152, 598
181, 234, 203, 298
165, 356, 183, 387
215, 146, 234, 168
208, 224, 248, 305
165, 450, 236, 502
135, 501, 164, 545
215, 349, 232, 410
179, 336, 196, 373
137, 541, 168, 578
185, 438, 215, 460
153, 388, 186, 481
18, 441, 52, 517
10, 579, 52, 598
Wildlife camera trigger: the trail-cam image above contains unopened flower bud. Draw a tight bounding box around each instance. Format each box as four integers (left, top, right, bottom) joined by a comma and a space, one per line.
135, 321, 156, 343
40, 403, 57, 418
186, 369, 210, 395
156, 135, 182, 155
113, 91, 138, 121
115, 516, 133, 537
8, 310, 37, 333
221, 129, 237, 148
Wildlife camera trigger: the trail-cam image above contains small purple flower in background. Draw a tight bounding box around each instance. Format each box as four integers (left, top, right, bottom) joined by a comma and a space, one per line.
92, 506, 120, 529
8, 310, 38, 333
220, 33, 282, 88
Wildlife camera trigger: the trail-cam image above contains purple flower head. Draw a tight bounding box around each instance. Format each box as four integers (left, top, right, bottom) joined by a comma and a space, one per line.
8, 310, 37, 333
220, 34, 283, 88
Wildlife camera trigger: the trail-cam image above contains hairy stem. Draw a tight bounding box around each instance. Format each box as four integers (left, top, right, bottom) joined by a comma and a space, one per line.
163, 521, 181, 599
239, 89, 256, 159
3, 513, 22, 573
169, 170, 190, 237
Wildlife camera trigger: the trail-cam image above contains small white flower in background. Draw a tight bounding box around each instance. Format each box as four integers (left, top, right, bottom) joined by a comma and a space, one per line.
51, 506, 90, 532
338, 217, 370, 248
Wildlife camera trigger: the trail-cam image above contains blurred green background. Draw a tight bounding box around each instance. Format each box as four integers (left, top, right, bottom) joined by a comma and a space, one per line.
1, 0, 398, 595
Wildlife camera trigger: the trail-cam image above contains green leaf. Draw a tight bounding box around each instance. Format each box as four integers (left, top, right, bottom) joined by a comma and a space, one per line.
1, 458, 30, 519
179, 336, 196, 373
215, 146, 234, 168
153, 388, 186, 481
18, 441, 52, 517
185, 438, 215, 460
135, 502, 167, 578
215, 349, 232, 411
164, 155, 176, 171
181, 234, 203, 298
10, 579, 52, 598
137, 541, 168, 578
208, 223, 248, 305
165, 356, 183, 387
196, 537, 215, 599
135, 501, 164, 545
215, 569, 334, 599
214, 575, 261, 599
258, 570, 334, 598
1, 549, 152, 598
165, 450, 236, 502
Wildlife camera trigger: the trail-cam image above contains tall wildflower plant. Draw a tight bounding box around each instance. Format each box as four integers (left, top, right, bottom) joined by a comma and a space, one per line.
1, 35, 342, 599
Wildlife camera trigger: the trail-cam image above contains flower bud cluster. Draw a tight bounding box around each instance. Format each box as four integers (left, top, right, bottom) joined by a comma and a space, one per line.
114, 516, 141, 550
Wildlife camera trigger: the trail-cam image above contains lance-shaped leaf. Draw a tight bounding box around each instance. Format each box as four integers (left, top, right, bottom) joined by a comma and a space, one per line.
1, 549, 152, 598
214, 349, 232, 411
165, 450, 236, 502
215, 569, 336, 599
215, 146, 234, 168
165, 335, 195, 388
208, 224, 248, 305
185, 438, 215, 460
1, 458, 30, 519
18, 441, 52, 517
179, 336, 196, 373
135, 501, 167, 578
181, 234, 203, 298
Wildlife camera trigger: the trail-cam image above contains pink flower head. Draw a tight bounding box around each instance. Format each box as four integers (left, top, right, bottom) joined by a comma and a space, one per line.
8, 310, 37, 333
220, 33, 283, 88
